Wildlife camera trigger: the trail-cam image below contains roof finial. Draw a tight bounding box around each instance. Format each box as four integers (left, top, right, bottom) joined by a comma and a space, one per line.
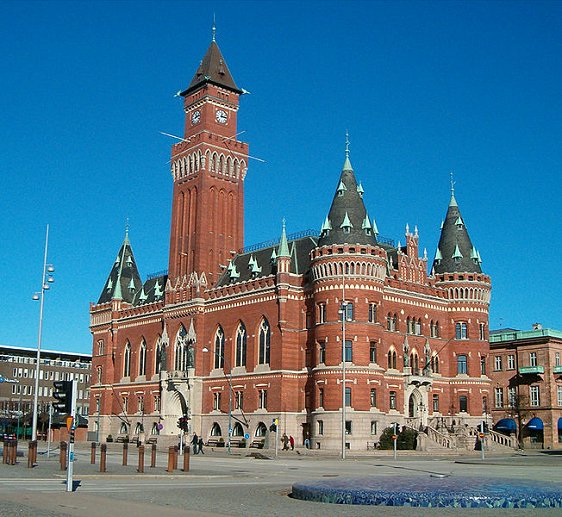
449, 171, 458, 207
212, 13, 216, 42
345, 129, 350, 159
125, 218, 130, 241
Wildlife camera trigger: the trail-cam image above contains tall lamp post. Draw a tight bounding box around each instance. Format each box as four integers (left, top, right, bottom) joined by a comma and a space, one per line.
31, 224, 55, 442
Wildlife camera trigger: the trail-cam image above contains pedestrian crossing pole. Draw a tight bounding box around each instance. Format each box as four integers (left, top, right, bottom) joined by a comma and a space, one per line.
66, 379, 77, 493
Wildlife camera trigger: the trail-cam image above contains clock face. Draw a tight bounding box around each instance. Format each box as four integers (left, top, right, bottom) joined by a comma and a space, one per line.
215, 109, 228, 124
191, 110, 201, 125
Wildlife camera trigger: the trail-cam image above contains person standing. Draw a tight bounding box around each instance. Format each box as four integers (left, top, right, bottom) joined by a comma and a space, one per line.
191, 433, 199, 454
282, 433, 289, 451
289, 435, 295, 451
198, 436, 204, 454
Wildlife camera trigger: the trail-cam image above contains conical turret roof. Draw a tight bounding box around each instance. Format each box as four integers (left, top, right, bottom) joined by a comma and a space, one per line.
181, 40, 241, 96
318, 146, 377, 247
97, 228, 143, 304
432, 192, 482, 274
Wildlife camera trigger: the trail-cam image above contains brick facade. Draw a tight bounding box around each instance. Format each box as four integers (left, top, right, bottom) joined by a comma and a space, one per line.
89, 37, 492, 450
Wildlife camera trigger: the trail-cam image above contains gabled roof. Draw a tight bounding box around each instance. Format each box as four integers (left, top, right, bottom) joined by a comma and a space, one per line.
181, 40, 241, 96
318, 149, 377, 247
215, 236, 318, 287
97, 230, 143, 304
432, 192, 482, 274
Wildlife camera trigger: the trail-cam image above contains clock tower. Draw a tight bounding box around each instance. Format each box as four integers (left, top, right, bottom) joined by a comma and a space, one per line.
168, 38, 249, 293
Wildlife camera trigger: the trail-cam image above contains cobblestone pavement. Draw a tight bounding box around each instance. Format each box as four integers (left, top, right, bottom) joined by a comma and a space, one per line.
1, 444, 561, 516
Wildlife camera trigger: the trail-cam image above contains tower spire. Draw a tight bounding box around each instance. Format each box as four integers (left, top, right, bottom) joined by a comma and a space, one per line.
449, 171, 458, 207
212, 13, 216, 42
342, 130, 353, 172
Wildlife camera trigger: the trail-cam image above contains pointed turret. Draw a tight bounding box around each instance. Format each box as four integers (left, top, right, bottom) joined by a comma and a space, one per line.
278, 219, 290, 258
98, 228, 142, 304
432, 187, 482, 274
181, 40, 241, 97
318, 135, 377, 247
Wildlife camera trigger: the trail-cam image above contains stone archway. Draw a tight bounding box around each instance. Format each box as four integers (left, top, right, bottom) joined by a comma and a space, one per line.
408, 389, 422, 418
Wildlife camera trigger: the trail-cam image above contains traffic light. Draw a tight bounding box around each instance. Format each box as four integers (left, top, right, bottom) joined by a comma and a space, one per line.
177, 416, 189, 432
53, 380, 73, 414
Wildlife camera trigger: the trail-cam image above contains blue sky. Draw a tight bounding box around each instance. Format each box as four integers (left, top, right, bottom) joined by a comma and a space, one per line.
1, 1, 560, 354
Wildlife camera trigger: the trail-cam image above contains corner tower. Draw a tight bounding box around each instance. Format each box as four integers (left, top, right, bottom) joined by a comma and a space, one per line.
168, 36, 249, 293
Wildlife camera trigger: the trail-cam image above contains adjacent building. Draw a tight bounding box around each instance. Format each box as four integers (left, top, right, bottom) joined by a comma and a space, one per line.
489, 325, 562, 449
0, 344, 91, 439
89, 35, 492, 450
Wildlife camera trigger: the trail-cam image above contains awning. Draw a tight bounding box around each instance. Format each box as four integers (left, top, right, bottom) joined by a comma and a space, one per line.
526, 417, 544, 430
558, 418, 562, 430
494, 418, 516, 432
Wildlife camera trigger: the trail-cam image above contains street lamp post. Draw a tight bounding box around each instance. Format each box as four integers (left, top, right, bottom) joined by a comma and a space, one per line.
31, 224, 55, 443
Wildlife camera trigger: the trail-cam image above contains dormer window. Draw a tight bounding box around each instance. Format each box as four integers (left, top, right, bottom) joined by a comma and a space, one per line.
340, 212, 353, 234
337, 180, 347, 197
455, 216, 464, 228
452, 243, 463, 263
434, 247, 442, 265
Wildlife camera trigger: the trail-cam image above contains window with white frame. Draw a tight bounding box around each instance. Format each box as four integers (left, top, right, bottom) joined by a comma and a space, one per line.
557, 386, 562, 407
317, 303, 326, 324
530, 352, 538, 367
507, 355, 515, 370
494, 356, 502, 371
530, 385, 540, 406
508, 386, 517, 407
213, 392, 221, 410
368, 303, 377, 323
455, 322, 468, 339
258, 389, 267, 409
494, 387, 504, 408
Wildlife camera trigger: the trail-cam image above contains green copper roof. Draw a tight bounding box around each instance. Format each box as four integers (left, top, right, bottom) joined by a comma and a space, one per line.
278, 219, 290, 258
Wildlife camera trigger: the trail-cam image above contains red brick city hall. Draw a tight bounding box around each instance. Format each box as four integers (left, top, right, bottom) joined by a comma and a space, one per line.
89, 36, 494, 451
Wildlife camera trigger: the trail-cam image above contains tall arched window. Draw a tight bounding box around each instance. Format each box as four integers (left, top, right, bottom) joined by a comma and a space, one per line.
97, 339, 104, 356
123, 342, 131, 377
387, 349, 397, 369
214, 326, 225, 369
155, 336, 162, 374
258, 318, 270, 365
175, 325, 188, 371
236, 322, 247, 367
139, 339, 146, 376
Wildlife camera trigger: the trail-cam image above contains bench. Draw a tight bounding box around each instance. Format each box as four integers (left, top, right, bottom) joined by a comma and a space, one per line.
146, 437, 158, 445
116, 435, 129, 443
249, 439, 265, 449
366, 441, 379, 450
206, 438, 224, 447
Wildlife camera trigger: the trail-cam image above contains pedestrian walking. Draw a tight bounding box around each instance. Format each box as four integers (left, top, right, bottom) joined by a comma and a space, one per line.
289, 435, 295, 451
191, 433, 199, 454
198, 436, 205, 454
282, 433, 289, 450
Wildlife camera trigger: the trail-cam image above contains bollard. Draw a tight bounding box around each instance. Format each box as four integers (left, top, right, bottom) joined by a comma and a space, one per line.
173, 445, 178, 470
100, 444, 107, 472
32, 440, 38, 466
122, 442, 128, 466
183, 446, 190, 472
150, 443, 156, 468
91, 442, 96, 464
137, 445, 145, 473
167, 446, 175, 472
9, 441, 17, 465
27, 441, 34, 468
60, 441, 67, 471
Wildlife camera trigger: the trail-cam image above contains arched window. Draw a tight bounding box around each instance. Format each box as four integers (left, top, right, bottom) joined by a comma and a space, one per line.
134, 422, 144, 435
139, 339, 146, 376
151, 422, 160, 435
175, 325, 188, 371
255, 422, 267, 437
97, 339, 104, 356
236, 322, 247, 367
410, 352, 419, 374
232, 422, 244, 437
210, 422, 222, 436
431, 354, 440, 374
155, 337, 162, 374
96, 366, 103, 384
214, 327, 225, 369
119, 423, 128, 435
387, 349, 397, 369
123, 342, 131, 377
258, 318, 271, 365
